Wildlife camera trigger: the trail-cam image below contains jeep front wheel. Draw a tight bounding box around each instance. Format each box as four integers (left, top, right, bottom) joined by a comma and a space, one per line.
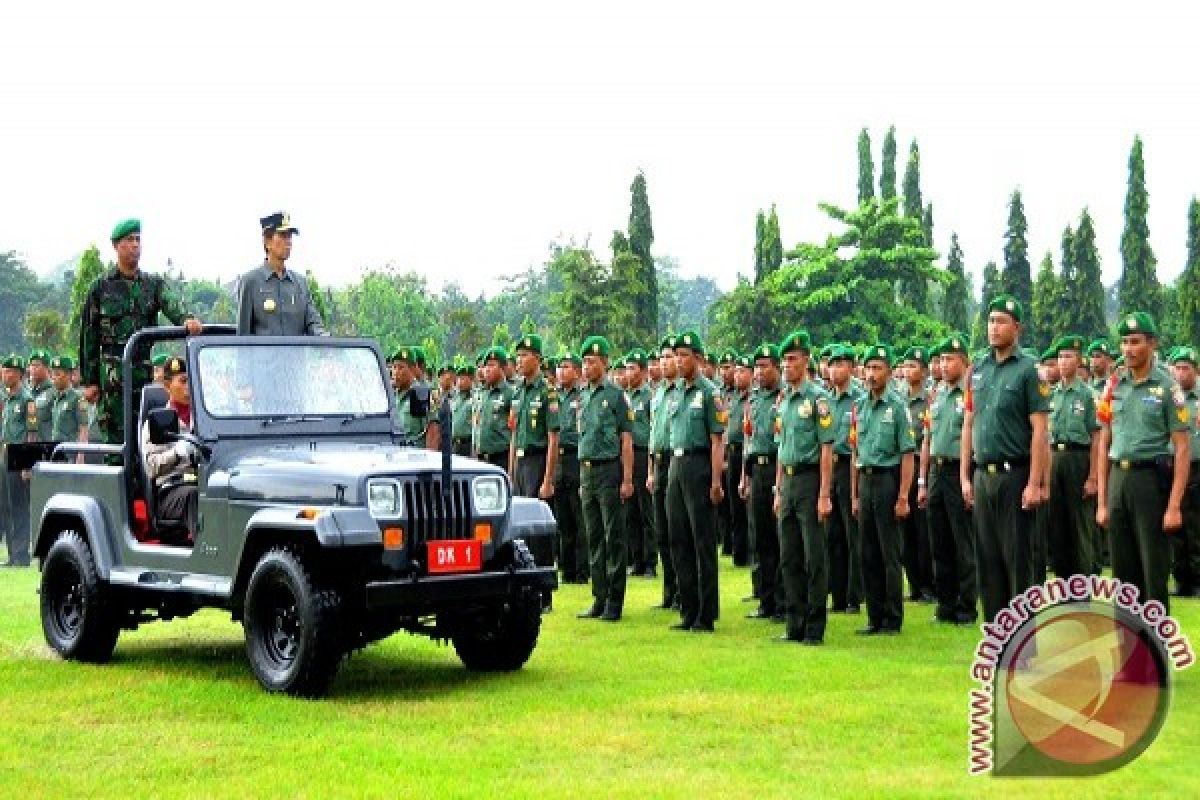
243, 548, 343, 697
40, 531, 121, 663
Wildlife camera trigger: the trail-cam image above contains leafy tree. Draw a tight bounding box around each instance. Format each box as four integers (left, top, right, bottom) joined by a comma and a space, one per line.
1118, 135, 1160, 319
657, 256, 720, 338
1174, 198, 1200, 346
942, 232, 970, 332
68, 245, 109, 349
210, 292, 235, 324
922, 203, 934, 248
971, 260, 1001, 350
627, 170, 658, 341
880, 126, 897, 201
347, 267, 443, 357
24, 308, 66, 352
1001, 189, 1032, 337
1031, 252, 1065, 351
857, 128, 874, 205
754, 205, 783, 285
306, 270, 329, 326
550, 246, 632, 351
1071, 209, 1107, 340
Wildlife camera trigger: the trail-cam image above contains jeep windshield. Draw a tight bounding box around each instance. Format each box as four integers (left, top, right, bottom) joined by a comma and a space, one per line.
196, 343, 390, 419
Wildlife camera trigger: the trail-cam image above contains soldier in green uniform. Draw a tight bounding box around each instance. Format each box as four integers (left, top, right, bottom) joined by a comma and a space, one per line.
622, 350, 656, 576
1088, 339, 1115, 391
26, 349, 55, 442
715, 349, 737, 557
509, 334, 560, 500
1097, 313, 1189, 613
554, 354, 588, 584
1169, 347, 1200, 597
450, 363, 475, 457
576, 336, 634, 622
740, 343, 785, 618
666, 331, 726, 632
900, 346, 935, 603
152, 353, 169, 386
48, 356, 89, 448
772, 331, 835, 644
80, 219, 201, 444
826, 344, 865, 614
647, 336, 680, 609
1045, 334, 1100, 578
1086, 338, 1116, 573
724, 354, 752, 567
851, 345, 916, 634
960, 295, 1049, 624
918, 335, 976, 624
474, 347, 514, 468
390, 348, 434, 449
1, 356, 36, 566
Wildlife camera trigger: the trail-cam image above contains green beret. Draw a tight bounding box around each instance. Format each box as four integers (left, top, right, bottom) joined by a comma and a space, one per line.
674, 330, 705, 355
1171, 346, 1198, 366
1, 354, 25, 371
718, 348, 738, 366
580, 335, 612, 359
1040, 346, 1058, 364
163, 356, 187, 380
623, 349, 648, 369
49, 355, 76, 371
27, 349, 51, 365
390, 347, 419, 365
413, 347, 429, 368
828, 344, 857, 363
779, 329, 813, 355
454, 363, 474, 376
515, 334, 544, 355
658, 334, 678, 352
818, 343, 836, 360
752, 343, 781, 364
1117, 311, 1159, 338
987, 293, 1023, 323
863, 344, 893, 367
1086, 339, 1114, 358
110, 217, 141, 242
902, 346, 928, 366
1054, 334, 1085, 355
735, 355, 753, 369
151, 353, 169, 368
438, 362, 455, 376
939, 334, 969, 356
482, 346, 509, 364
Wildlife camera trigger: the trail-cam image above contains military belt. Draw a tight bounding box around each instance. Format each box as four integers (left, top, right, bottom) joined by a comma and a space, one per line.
582, 458, 616, 468
516, 446, 547, 458
933, 457, 961, 468
672, 447, 709, 458
858, 465, 898, 477
1054, 442, 1090, 452
974, 457, 1030, 474
753, 454, 776, 466
1112, 459, 1156, 471
781, 462, 818, 476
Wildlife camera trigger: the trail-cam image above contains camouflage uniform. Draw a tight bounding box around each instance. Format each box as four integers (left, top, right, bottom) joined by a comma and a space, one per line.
79, 269, 189, 444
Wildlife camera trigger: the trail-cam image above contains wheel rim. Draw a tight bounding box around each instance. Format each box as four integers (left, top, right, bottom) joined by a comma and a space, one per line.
257, 577, 301, 669
47, 560, 85, 642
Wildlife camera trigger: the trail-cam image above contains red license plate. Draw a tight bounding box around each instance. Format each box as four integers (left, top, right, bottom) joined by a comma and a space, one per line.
427, 540, 482, 574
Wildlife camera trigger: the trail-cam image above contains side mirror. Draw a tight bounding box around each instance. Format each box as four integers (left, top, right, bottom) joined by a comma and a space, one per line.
147, 407, 180, 445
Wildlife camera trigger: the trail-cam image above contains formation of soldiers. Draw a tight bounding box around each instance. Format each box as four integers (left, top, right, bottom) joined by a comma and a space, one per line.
5, 214, 1198, 644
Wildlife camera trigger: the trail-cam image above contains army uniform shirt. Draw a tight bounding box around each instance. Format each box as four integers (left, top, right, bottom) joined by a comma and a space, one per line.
775, 380, 835, 465
667, 375, 726, 454
626, 383, 652, 449
1050, 377, 1099, 446
744, 385, 782, 458
557, 384, 582, 452
929, 379, 967, 459
969, 350, 1049, 463
476, 381, 514, 456
907, 385, 929, 453
393, 381, 429, 442
648, 381, 677, 455
830, 383, 865, 457
1107, 366, 1189, 462
29, 379, 54, 441
512, 374, 561, 452
49, 386, 88, 443
578, 379, 632, 461
1183, 385, 1200, 462
725, 388, 750, 447
450, 389, 474, 440
2, 385, 33, 445
854, 388, 916, 467
235, 264, 327, 336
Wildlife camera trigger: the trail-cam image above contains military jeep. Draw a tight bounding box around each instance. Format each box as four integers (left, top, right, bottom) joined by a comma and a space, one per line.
30, 326, 557, 697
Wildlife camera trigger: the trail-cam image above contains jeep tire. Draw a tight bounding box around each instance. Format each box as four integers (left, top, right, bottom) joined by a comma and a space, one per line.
40, 531, 121, 663
243, 548, 344, 697
450, 542, 543, 672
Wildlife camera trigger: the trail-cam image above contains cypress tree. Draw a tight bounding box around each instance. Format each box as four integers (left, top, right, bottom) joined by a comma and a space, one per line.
1031, 252, 1064, 351
857, 128, 874, 206
972, 260, 1001, 349
1118, 136, 1160, 319
943, 232, 969, 332
1001, 189, 1032, 324
1071, 209, 1107, 341
880, 126, 897, 202
628, 170, 658, 340
922, 203, 934, 247
902, 140, 923, 220
765, 204, 783, 274
1176, 197, 1200, 346
753, 210, 766, 284
1058, 225, 1076, 336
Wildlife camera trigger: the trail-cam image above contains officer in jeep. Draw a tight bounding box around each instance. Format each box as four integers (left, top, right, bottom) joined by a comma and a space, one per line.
140, 356, 197, 545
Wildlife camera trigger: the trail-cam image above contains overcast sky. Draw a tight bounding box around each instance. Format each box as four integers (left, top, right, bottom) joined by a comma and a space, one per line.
3, 2, 1197, 299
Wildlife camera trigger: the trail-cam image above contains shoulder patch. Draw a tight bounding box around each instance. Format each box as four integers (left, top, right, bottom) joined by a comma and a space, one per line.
1038, 382, 1051, 398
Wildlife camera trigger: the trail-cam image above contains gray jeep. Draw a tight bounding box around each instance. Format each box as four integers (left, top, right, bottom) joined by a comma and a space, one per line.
30, 326, 557, 697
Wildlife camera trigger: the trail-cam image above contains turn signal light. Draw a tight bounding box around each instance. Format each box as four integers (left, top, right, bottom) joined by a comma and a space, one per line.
383, 527, 405, 549
473, 522, 492, 543
297, 508, 320, 520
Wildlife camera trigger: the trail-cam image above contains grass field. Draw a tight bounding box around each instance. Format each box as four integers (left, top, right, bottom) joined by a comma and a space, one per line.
1, 544, 1197, 799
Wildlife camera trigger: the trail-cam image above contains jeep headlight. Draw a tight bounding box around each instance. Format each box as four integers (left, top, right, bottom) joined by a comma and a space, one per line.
472, 476, 507, 514
367, 480, 401, 517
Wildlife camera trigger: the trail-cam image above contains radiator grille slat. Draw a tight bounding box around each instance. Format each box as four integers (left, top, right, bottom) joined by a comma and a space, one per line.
403, 476, 473, 547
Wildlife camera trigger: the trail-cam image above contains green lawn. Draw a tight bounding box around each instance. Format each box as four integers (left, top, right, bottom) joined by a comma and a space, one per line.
1, 544, 1197, 799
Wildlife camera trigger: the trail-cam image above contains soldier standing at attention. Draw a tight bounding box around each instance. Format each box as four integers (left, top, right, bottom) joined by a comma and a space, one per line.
851, 345, 916, 634
48, 356, 89, 448
450, 363, 475, 457
1088, 340, 1115, 391
575, 336, 634, 622
623, 350, 656, 577
900, 347, 935, 603
1169, 347, 1200, 597
474, 347, 514, 469
80, 219, 201, 445
725, 354, 753, 568
1096, 313, 1189, 612
826, 344, 865, 615
509, 334, 559, 500
27, 350, 55, 443
1, 356, 36, 567
666, 331, 726, 632
554, 354, 588, 584
235, 212, 326, 336
1086, 339, 1115, 574
959, 295, 1049, 624
390, 348, 436, 449
918, 335, 977, 625
741, 343, 784, 620
715, 350, 738, 557
647, 336, 680, 610
773, 331, 835, 644
1045, 335, 1100, 578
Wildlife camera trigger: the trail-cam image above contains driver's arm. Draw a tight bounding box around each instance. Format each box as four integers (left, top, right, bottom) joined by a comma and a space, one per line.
142, 420, 186, 481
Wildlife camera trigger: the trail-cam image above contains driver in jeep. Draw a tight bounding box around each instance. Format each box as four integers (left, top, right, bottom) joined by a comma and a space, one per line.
141, 356, 197, 543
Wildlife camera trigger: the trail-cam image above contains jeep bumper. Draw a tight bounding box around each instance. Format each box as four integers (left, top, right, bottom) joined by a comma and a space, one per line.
364, 567, 558, 611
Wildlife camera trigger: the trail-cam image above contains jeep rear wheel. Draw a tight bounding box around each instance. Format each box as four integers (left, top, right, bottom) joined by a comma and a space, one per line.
243, 548, 344, 697
40, 531, 121, 663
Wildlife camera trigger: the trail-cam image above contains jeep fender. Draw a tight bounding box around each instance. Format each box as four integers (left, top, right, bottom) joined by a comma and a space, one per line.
242, 506, 382, 548
35, 495, 117, 578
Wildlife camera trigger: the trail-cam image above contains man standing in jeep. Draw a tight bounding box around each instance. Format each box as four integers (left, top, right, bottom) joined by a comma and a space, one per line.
235, 212, 327, 337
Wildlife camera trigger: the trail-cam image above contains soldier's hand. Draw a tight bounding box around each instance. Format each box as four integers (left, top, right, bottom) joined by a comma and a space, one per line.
894, 494, 910, 520
772, 495, 781, 516
539, 481, 555, 500
1082, 477, 1097, 498
84, 385, 100, 403
916, 486, 928, 508
851, 496, 859, 519
20, 469, 31, 481
646, 474, 655, 493
709, 483, 724, 505
817, 494, 833, 521
1020, 484, 1041, 511
1096, 504, 1108, 528
183, 318, 203, 335
960, 479, 974, 511
620, 480, 634, 500
1164, 505, 1183, 533
739, 478, 749, 500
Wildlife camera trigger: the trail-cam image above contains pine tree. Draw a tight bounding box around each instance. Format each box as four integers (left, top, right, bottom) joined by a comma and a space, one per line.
896, 140, 929, 312
1058, 225, 1076, 336
943, 232, 969, 332
628, 170, 658, 340
1071, 209, 1107, 341
1001, 189, 1032, 332
764, 204, 783, 274
1031, 252, 1064, 350
879, 126, 897, 201
1118, 136, 1160, 319
1175, 198, 1200, 346
753, 210, 766, 283
922, 203, 934, 248
857, 128, 874, 205
972, 260, 1001, 350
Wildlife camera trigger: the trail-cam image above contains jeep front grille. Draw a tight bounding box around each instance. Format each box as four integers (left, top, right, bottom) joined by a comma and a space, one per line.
402, 477, 473, 545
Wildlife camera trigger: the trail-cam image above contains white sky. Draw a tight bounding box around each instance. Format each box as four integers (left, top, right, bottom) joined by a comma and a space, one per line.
2, 1, 1197, 298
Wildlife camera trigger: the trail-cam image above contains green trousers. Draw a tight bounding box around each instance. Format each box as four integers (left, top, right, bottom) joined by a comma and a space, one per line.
778, 467, 827, 640
1174, 475, 1200, 594
974, 464, 1035, 623
927, 459, 977, 621
581, 459, 627, 612
859, 468, 904, 631
553, 449, 587, 582
724, 443, 749, 564
652, 453, 677, 604
747, 454, 782, 613
1047, 448, 1093, 578
1108, 465, 1171, 613
827, 457, 862, 609
625, 449, 655, 570
667, 451, 719, 627
514, 452, 547, 498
